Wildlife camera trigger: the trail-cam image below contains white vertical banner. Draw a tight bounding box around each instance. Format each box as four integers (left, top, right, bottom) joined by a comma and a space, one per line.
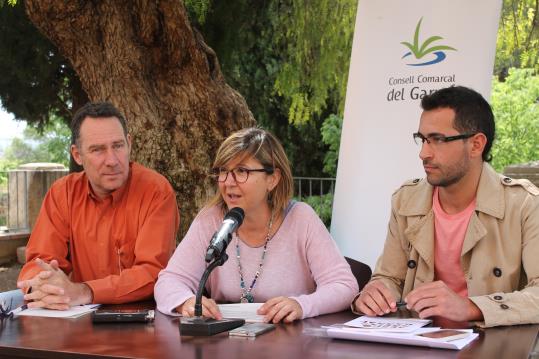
331, 0, 502, 268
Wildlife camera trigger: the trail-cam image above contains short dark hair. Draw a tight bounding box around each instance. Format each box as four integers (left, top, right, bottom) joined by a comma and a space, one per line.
421, 86, 495, 162
71, 102, 128, 145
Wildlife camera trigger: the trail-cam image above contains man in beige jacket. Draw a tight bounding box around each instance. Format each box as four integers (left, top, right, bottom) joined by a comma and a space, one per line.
353, 86, 539, 327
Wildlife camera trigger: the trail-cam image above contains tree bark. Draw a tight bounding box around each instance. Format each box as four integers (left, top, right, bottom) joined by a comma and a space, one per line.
25, 0, 255, 235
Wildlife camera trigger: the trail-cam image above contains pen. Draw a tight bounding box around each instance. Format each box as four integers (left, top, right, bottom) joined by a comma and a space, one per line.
10, 304, 29, 316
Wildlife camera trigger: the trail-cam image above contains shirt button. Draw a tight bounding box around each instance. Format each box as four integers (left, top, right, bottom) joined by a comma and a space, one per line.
407, 260, 417, 269
412, 178, 420, 184
493, 267, 502, 277
500, 304, 509, 310
503, 177, 512, 183
494, 295, 502, 300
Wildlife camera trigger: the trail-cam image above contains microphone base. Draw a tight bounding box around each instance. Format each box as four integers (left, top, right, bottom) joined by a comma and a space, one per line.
179, 317, 245, 336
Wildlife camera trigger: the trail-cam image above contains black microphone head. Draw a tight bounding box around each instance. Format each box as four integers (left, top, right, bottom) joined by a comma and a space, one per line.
225, 207, 245, 226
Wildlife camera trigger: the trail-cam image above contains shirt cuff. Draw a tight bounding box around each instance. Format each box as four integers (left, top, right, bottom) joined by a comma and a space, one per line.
350, 292, 362, 315
289, 295, 308, 319
469, 293, 514, 328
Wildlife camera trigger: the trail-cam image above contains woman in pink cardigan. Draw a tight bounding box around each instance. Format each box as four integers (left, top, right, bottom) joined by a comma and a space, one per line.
155, 127, 358, 323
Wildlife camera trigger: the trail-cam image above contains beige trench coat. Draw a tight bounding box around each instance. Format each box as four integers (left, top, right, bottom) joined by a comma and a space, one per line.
371, 162, 539, 327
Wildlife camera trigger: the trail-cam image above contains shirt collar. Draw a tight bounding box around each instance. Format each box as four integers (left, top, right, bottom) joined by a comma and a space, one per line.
398, 162, 503, 219
85, 162, 133, 205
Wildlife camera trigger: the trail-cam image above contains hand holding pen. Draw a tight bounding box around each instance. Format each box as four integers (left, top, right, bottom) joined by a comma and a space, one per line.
353, 280, 401, 316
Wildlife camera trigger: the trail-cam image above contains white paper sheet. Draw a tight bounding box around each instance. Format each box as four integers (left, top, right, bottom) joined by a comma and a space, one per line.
326, 325, 478, 350
14, 304, 100, 318
341, 316, 432, 332
218, 303, 265, 323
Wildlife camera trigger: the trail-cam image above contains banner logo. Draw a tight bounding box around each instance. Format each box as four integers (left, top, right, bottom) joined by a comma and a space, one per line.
401, 18, 456, 66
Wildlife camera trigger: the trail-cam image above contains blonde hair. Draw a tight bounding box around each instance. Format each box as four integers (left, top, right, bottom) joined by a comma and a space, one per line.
207, 127, 294, 214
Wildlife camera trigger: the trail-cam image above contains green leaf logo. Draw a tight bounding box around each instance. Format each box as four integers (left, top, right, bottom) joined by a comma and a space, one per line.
401, 18, 456, 66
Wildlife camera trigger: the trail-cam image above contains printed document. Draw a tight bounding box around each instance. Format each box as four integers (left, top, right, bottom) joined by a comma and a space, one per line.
218, 303, 265, 323
325, 316, 478, 350
14, 304, 100, 318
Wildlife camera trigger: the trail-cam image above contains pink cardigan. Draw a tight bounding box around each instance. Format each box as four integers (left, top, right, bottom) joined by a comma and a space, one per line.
155, 202, 358, 318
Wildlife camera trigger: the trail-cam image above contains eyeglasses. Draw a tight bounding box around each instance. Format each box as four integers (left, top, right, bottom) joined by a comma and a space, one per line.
211, 166, 274, 183
413, 132, 476, 147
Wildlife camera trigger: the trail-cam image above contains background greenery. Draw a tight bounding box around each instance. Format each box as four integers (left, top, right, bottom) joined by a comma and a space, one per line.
491, 68, 539, 171
1, 0, 538, 228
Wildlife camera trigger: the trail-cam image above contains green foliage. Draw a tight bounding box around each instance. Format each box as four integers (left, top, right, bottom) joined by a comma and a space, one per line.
198, 0, 357, 125
301, 193, 334, 228
24, 116, 71, 166
0, 116, 70, 169
0, 158, 19, 187
490, 68, 539, 171
495, 0, 539, 76
0, 2, 84, 127
184, 0, 212, 24
196, 0, 356, 176
271, 0, 357, 125
0, 117, 69, 192
0, 139, 31, 190
3, 137, 39, 163
320, 114, 343, 177
0, 0, 18, 7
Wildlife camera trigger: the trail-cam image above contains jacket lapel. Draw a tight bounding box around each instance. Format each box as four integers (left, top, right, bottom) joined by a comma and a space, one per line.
461, 213, 488, 256
475, 163, 505, 220
405, 212, 435, 269
461, 163, 503, 256
400, 180, 435, 269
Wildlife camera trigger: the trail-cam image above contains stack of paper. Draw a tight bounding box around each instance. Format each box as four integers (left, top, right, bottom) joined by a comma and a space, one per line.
325, 316, 478, 350
218, 303, 265, 323
338, 316, 433, 332
14, 304, 100, 319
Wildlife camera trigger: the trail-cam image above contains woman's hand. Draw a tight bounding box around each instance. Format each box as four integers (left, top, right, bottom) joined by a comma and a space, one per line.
258, 296, 303, 323
176, 296, 222, 319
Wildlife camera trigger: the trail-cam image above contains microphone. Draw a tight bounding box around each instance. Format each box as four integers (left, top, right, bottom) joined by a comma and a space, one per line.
205, 207, 245, 262
180, 207, 246, 336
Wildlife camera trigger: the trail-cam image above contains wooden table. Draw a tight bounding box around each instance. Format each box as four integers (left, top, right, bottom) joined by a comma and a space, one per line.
0, 306, 537, 359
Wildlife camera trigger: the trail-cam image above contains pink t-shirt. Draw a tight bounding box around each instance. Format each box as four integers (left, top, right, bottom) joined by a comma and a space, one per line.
433, 187, 476, 297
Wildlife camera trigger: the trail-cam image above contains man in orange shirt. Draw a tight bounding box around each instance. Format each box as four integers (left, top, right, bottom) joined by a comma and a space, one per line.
17, 102, 179, 309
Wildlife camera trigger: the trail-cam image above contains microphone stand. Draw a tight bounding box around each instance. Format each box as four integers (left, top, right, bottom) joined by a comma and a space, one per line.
179, 236, 245, 336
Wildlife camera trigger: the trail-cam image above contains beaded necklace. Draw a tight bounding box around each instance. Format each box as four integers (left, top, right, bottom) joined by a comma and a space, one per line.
235, 213, 274, 303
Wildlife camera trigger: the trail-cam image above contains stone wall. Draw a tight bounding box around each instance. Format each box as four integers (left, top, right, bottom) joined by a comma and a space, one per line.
0, 232, 30, 265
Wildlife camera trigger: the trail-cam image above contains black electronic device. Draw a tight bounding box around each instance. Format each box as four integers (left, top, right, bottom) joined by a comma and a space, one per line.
229, 323, 275, 337
416, 329, 470, 341
180, 317, 245, 336
92, 308, 155, 323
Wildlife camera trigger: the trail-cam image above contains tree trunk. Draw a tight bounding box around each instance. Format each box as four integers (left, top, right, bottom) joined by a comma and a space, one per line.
25, 0, 256, 236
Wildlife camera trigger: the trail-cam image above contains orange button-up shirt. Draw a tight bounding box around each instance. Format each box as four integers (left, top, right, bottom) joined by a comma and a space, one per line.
19, 162, 179, 304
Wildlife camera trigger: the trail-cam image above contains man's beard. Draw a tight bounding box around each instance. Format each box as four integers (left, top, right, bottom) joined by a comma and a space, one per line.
424, 156, 470, 187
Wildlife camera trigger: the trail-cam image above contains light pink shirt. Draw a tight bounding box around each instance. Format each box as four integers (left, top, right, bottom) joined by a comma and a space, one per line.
155, 202, 358, 318
433, 187, 476, 297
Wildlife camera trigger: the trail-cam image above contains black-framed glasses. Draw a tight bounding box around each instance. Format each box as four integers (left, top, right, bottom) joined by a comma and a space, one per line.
413, 132, 476, 147
211, 166, 274, 183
